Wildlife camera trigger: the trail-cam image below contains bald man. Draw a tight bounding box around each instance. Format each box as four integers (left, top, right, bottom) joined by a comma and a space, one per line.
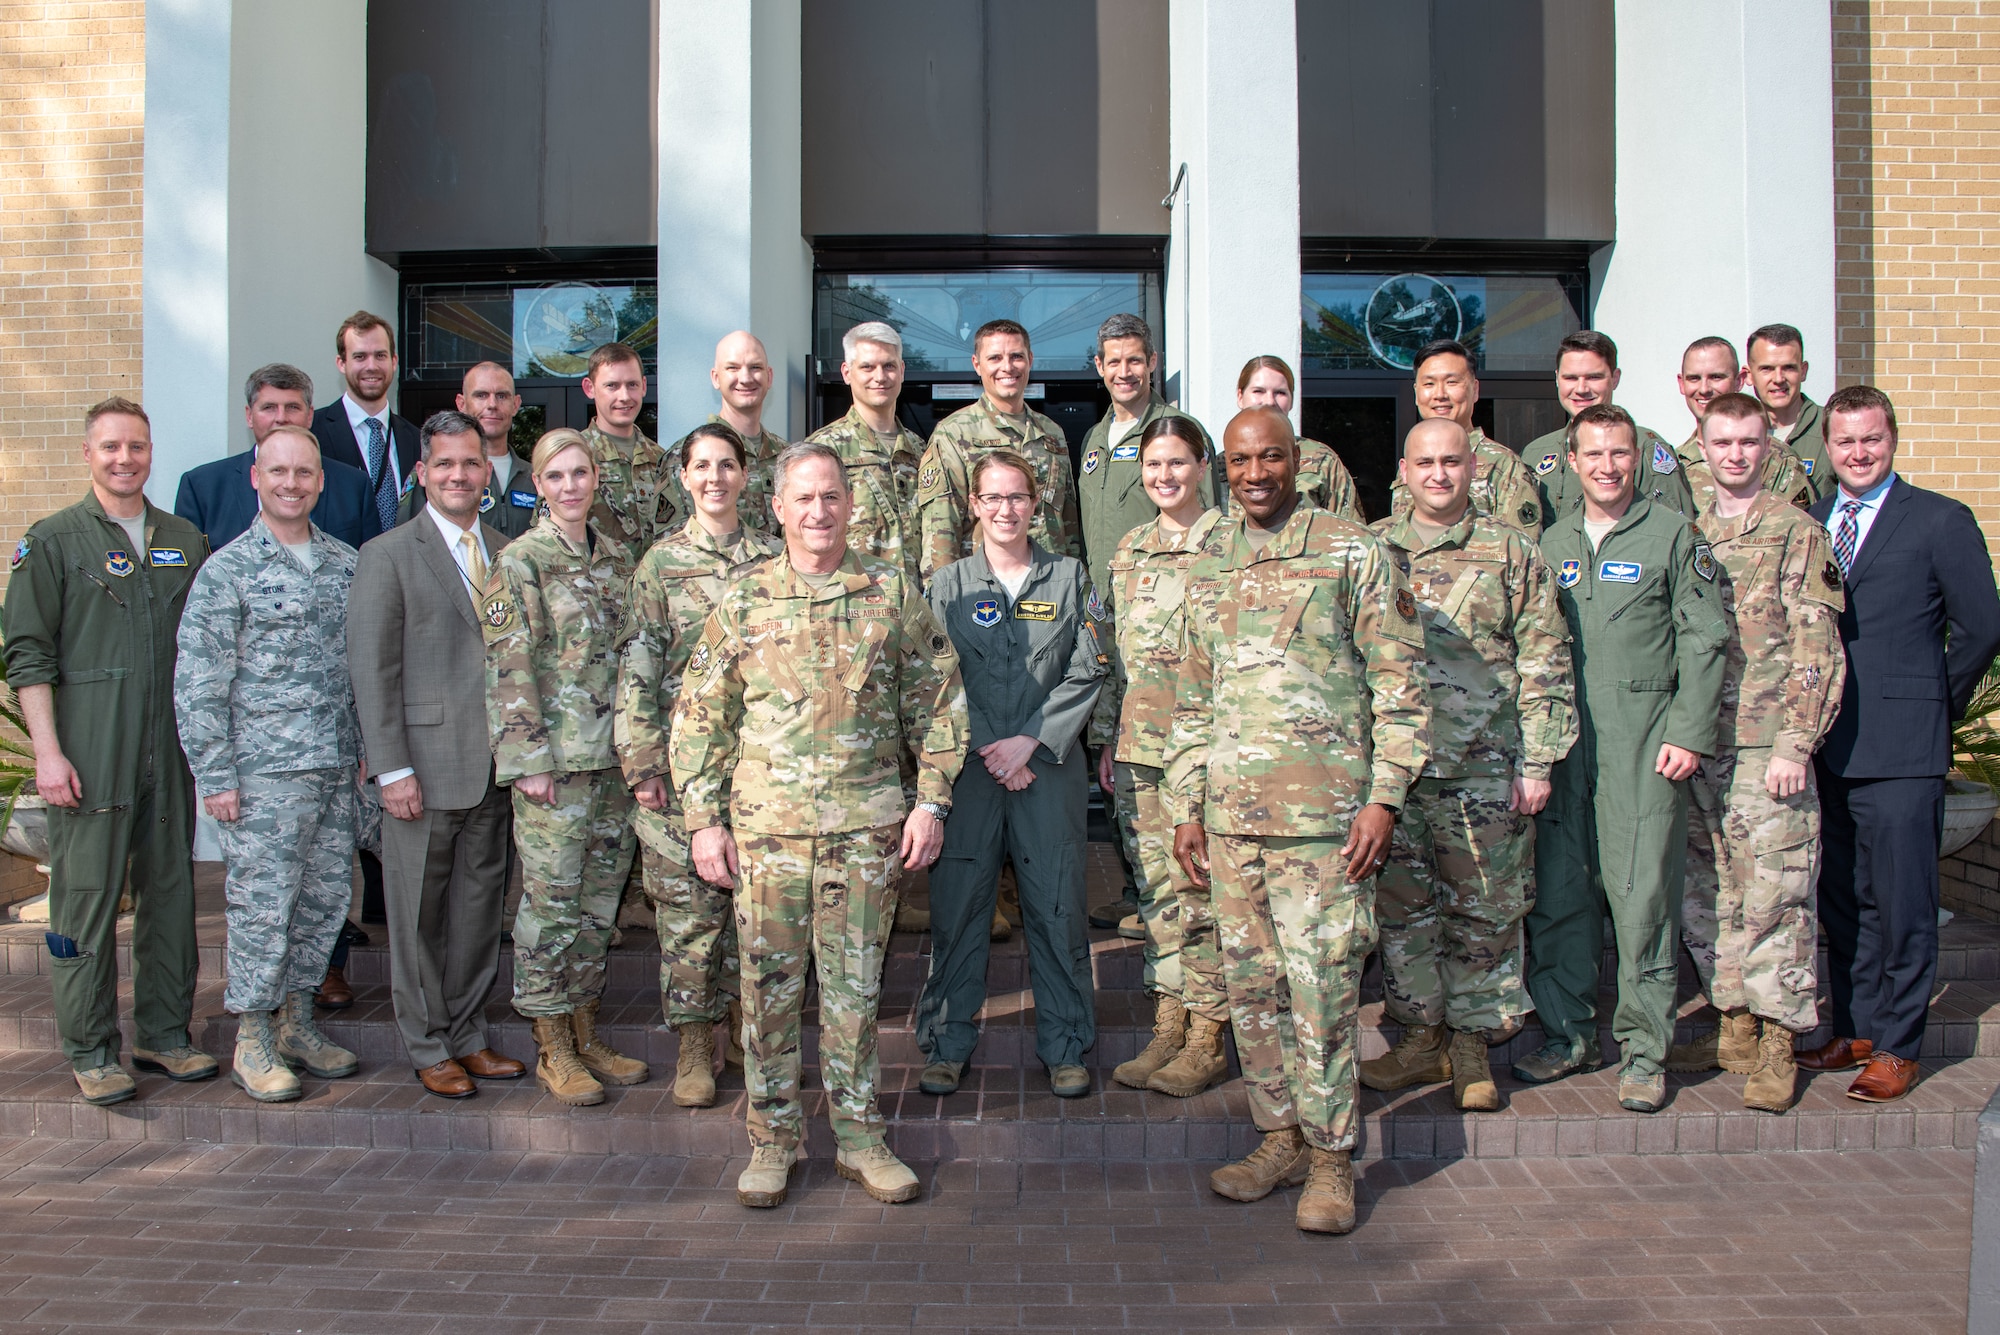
665, 331, 788, 536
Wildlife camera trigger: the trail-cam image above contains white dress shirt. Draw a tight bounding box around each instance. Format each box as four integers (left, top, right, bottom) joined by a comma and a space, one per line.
344, 394, 392, 482
375, 506, 490, 791
1835, 471, 1896, 559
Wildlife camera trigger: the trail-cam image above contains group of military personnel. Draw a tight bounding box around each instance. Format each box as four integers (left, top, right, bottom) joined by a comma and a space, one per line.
0, 306, 1874, 1237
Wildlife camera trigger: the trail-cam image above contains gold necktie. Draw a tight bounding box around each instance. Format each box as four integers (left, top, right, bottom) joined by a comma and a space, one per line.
460, 531, 487, 598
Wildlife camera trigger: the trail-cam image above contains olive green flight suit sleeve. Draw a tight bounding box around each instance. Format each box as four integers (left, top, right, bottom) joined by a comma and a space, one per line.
1, 529, 65, 690
1022, 571, 1111, 763
1662, 523, 1730, 757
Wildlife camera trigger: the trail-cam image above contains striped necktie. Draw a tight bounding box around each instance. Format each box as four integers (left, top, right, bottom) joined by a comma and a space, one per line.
1833, 499, 1864, 575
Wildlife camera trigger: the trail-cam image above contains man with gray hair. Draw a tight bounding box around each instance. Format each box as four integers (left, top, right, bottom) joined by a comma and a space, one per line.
174, 363, 382, 552
802, 321, 924, 586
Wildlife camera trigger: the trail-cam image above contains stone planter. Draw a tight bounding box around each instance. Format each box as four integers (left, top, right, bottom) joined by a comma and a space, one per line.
1943, 778, 2000, 859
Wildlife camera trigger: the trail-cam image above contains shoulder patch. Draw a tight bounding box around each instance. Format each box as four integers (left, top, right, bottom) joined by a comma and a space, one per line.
1536, 452, 1559, 475
1692, 543, 1716, 582
1558, 558, 1581, 588
928, 629, 952, 658
1823, 559, 1843, 591
1395, 587, 1418, 622
484, 595, 518, 634
10, 537, 28, 571
1518, 501, 1539, 527
1651, 441, 1678, 475
1081, 449, 1101, 476
1086, 588, 1107, 621
917, 460, 947, 504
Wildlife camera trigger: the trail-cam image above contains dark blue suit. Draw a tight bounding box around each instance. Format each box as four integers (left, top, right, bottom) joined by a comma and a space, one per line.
1811, 475, 2000, 1058
173, 452, 382, 551
311, 401, 418, 530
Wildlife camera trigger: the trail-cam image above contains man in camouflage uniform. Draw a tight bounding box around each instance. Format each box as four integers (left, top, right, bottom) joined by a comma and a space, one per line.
1675, 337, 1813, 517
174, 426, 363, 1103
671, 442, 968, 1210
1390, 339, 1545, 534
916, 318, 1080, 580
1745, 323, 1833, 501
1525, 331, 1695, 526
579, 342, 673, 544
3, 397, 215, 1105
1166, 407, 1431, 1235
663, 331, 788, 537
1664, 394, 1844, 1112
1360, 420, 1577, 1112
802, 321, 924, 586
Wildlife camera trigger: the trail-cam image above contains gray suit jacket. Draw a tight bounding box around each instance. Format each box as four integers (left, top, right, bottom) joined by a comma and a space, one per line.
348, 511, 512, 811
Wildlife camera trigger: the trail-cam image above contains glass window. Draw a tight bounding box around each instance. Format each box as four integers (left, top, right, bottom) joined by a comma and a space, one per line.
816, 271, 1162, 375
406, 281, 659, 382
1302, 272, 1581, 375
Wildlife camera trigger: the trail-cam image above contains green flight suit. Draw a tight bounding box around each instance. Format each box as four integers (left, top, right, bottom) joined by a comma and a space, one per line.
1075, 393, 1212, 910
915, 544, 1111, 1071
1525, 424, 1695, 530
1527, 498, 1728, 1080
1774, 396, 1833, 503
1, 494, 209, 1071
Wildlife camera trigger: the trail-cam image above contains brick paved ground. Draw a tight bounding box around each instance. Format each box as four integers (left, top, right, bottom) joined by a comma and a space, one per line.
0, 1137, 1970, 1333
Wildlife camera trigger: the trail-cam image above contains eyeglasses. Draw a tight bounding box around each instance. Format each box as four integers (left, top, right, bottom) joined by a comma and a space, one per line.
975, 492, 1034, 510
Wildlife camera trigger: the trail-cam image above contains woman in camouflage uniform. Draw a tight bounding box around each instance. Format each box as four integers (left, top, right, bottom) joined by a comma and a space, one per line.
616, 424, 781, 1108
1094, 417, 1233, 1098
482, 428, 646, 1107
1237, 355, 1363, 522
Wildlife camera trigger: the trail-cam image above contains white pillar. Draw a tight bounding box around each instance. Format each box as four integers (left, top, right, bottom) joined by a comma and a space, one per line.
143, 0, 394, 505
657, 0, 812, 443
1164, 0, 1302, 438
1593, 0, 1837, 436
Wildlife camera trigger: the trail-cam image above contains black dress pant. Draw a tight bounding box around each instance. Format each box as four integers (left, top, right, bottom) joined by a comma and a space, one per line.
1815, 768, 1944, 1061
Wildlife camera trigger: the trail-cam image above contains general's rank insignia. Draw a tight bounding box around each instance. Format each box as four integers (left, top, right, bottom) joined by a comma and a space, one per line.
479, 492, 496, 513
9, 538, 29, 571
1081, 449, 1101, 476
1536, 452, 1559, 475
972, 599, 1000, 627
1558, 559, 1581, 588
1823, 560, 1843, 590
1692, 543, 1716, 581
104, 550, 134, 578
1651, 441, 1678, 475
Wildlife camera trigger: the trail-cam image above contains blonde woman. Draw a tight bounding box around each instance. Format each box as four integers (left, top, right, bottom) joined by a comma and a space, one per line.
1237, 355, 1363, 521
483, 428, 646, 1105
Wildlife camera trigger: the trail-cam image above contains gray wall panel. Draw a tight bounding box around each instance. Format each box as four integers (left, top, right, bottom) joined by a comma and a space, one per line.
1094, 0, 1171, 233
985, 0, 1097, 235
1298, 1, 1433, 238
1431, 0, 1544, 239
543, 2, 657, 246
1542, 0, 1614, 241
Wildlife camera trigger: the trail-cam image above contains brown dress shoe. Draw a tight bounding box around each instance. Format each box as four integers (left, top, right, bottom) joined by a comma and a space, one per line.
316, 965, 353, 1010
460, 1048, 526, 1080
1846, 1053, 1919, 1102
1794, 1035, 1872, 1071
417, 1059, 475, 1099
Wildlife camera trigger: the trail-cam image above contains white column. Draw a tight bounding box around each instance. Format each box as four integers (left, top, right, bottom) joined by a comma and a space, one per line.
143, 0, 393, 504
1593, 0, 1837, 436
657, 0, 812, 443
1164, 0, 1301, 438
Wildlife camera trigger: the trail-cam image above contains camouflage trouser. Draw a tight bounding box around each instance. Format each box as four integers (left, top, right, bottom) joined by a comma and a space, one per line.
1209, 833, 1375, 1153
635, 804, 737, 1027
216, 768, 358, 1014
1683, 746, 1821, 1031
1120, 762, 1227, 1019
737, 824, 901, 1155
1375, 774, 1535, 1032
510, 769, 636, 1018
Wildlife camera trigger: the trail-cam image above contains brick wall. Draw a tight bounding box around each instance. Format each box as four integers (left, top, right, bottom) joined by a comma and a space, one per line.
0, 1, 144, 598
1833, 0, 2000, 548
1944, 808, 2000, 922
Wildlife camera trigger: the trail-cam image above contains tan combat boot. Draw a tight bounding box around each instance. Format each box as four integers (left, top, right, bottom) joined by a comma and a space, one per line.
1295, 1147, 1357, 1234
1209, 1126, 1310, 1201
231, 1010, 302, 1103
532, 1015, 604, 1106
571, 999, 649, 1086
724, 998, 746, 1069
1147, 1012, 1229, 1097
673, 1021, 717, 1107
275, 991, 359, 1078
835, 1144, 922, 1203
1448, 1028, 1500, 1112
1357, 1021, 1450, 1092
1113, 994, 1188, 1088
1742, 1017, 1799, 1113
1665, 1006, 1758, 1072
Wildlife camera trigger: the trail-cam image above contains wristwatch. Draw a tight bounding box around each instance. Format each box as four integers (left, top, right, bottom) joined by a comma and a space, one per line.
917, 801, 951, 823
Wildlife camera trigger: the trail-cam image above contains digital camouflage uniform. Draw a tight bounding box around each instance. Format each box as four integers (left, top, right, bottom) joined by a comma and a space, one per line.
916, 394, 1080, 581
1369, 511, 1577, 1032
1165, 504, 1432, 1153
664, 416, 787, 539
175, 519, 362, 1014
614, 517, 782, 1026
1529, 499, 1729, 1079
1527, 424, 1695, 529
2, 496, 208, 1072
582, 421, 673, 549
1685, 489, 1844, 1031
916, 545, 1111, 1072
802, 404, 924, 587
1680, 443, 1815, 519
670, 548, 967, 1154
1091, 507, 1228, 1018
1390, 427, 1546, 534
1296, 438, 1363, 523
481, 515, 638, 1018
